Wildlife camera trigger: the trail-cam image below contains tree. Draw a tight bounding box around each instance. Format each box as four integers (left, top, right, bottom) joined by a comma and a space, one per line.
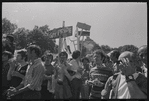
2, 18, 17, 35
100, 45, 111, 54
92, 43, 101, 52
13, 28, 29, 49
27, 25, 57, 54
120, 45, 138, 53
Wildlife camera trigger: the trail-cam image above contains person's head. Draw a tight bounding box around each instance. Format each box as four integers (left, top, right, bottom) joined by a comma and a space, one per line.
118, 51, 142, 74
6, 34, 14, 43
59, 51, 68, 63
2, 51, 13, 62
138, 45, 147, 65
109, 50, 120, 63
81, 57, 90, 70
103, 55, 113, 68
45, 53, 53, 63
16, 49, 28, 62
93, 49, 106, 65
27, 45, 42, 60
72, 50, 81, 60
81, 57, 90, 65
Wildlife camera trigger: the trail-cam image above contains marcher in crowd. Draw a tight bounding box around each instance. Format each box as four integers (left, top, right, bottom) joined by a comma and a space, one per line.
54, 52, 73, 99
69, 50, 83, 99
41, 53, 55, 99
137, 45, 147, 77
7, 45, 45, 99
87, 49, 113, 99
9, 49, 28, 99
2, 34, 15, 55
101, 51, 147, 99
108, 50, 120, 73
2, 51, 13, 99
103, 55, 113, 72
80, 57, 90, 99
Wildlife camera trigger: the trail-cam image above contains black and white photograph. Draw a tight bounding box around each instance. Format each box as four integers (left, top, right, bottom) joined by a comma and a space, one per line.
2, 2, 147, 99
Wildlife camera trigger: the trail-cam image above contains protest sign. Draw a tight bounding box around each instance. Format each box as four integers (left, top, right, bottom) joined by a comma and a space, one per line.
48, 26, 73, 39
75, 31, 90, 37
76, 22, 91, 30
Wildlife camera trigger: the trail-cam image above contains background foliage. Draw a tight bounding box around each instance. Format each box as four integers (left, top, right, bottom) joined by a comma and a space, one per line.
2, 17, 139, 57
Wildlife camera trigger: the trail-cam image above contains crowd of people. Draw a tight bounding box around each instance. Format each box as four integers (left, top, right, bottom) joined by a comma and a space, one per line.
2, 34, 147, 99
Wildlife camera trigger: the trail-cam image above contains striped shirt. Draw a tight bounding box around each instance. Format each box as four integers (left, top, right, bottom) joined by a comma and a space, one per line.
89, 65, 113, 98
22, 58, 45, 91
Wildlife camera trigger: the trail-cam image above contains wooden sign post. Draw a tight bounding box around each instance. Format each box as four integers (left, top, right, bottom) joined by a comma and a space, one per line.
76, 22, 91, 55
58, 21, 65, 64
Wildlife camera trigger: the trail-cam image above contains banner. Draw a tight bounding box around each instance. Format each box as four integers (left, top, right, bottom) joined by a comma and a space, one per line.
48, 26, 73, 39
76, 22, 91, 30
75, 31, 90, 37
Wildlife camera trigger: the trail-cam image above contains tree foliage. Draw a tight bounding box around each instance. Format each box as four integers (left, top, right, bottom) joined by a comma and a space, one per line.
13, 28, 29, 49
2, 18, 58, 54
2, 18, 17, 35
92, 43, 101, 52
27, 25, 57, 54
100, 45, 111, 54
2, 18, 140, 56
120, 45, 138, 53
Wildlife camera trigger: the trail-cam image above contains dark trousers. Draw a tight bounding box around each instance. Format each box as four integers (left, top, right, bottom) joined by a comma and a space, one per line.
22, 89, 41, 99
41, 86, 54, 99
71, 78, 82, 99
89, 95, 101, 99
11, 93, 23, 99
2, 86, 9, 99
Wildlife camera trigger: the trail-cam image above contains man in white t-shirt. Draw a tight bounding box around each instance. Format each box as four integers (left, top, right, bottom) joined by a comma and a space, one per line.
101, 51, 147, 99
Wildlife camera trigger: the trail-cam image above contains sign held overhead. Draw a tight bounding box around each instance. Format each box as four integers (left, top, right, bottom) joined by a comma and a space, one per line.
76, 22, 91, 30
48, 26, 73, 39
75, 31, 90, 37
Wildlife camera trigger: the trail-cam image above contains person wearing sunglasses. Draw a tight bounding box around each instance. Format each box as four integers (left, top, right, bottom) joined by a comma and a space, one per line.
101, 51, 147, 99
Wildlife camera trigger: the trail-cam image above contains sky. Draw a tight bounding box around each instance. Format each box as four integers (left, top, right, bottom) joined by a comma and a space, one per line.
2, 2, 147, 52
